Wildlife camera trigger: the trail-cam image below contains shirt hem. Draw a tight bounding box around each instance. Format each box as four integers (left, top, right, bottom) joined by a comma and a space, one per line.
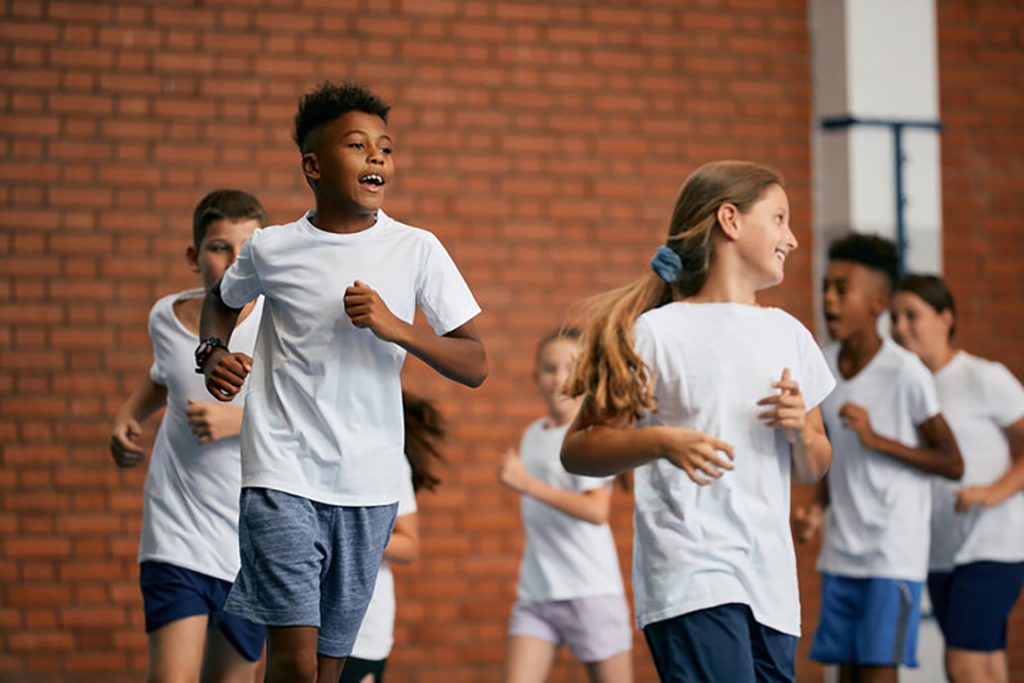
137, 552, 238, 584
241, 480, 400, 507
636, 594, 799, 637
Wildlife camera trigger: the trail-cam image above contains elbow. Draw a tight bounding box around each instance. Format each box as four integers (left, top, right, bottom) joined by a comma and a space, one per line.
943, 452, 965, 481
461, 354, 488, 388
587, 508, 610, 526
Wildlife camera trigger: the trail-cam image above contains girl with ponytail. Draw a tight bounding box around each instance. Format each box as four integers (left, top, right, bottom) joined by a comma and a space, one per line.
561, 161, 835, 683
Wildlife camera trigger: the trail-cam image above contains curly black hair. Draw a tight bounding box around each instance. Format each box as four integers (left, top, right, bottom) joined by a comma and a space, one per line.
828, 233, 901, 290
293, 81, 390, 152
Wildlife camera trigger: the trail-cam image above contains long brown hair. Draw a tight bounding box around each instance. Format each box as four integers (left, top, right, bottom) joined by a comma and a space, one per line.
402, 391, 446, 492
565, 160, 784, 421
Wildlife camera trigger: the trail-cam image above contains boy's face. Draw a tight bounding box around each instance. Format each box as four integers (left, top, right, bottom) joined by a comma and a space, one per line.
822, 260, 889, 341
302, 110, 394, 214
535, 338, 582, 416
187, 218, 260, 291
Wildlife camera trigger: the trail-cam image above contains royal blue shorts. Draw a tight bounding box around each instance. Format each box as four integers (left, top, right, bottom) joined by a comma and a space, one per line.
928, 561, 1024, 652
139, 561, 265, 662
644, 603, 796, 683
809, 574, 922, 667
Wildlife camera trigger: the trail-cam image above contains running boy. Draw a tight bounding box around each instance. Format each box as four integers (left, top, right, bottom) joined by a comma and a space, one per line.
110, 189, 267, 682
796, 234, 963, 683
197, 82, 487, 683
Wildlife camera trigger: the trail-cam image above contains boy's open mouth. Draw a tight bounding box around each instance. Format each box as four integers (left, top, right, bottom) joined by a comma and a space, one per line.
359, 173, 385, 187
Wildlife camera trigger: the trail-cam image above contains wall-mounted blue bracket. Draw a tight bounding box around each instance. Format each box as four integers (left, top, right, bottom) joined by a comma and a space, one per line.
820, 116, 943, 275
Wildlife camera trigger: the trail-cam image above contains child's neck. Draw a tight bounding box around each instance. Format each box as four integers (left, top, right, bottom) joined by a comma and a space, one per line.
310, 199, 378, 234
543, 406, 576, 429
920, 343, 957, 373
683, 267, 758, 305
838, 327, 883, 380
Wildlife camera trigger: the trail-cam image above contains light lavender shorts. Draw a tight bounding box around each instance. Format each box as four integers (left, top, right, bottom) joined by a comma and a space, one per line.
509, 593, 633, 663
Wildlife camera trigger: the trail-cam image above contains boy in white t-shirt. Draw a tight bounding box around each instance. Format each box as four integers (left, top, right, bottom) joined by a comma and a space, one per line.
796, 234, 963, 683
197, 82, 487, 683
109, 189, 267, 682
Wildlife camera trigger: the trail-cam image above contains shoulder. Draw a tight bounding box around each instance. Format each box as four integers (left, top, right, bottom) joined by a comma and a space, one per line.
887, 341, 934, 386
148, 289, 199, 329
764, 307, 817, 342
244, 219, 303, 254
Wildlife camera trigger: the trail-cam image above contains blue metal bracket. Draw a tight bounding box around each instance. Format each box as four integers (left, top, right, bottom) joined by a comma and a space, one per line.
820, 116, 943, 275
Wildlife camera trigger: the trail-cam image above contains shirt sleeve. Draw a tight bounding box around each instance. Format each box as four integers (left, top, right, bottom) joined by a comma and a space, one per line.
985, 362, 1024, 428
416, 233, 481, 335
903, 354, 942, 426
220, 230, 263, 309
795, 322, 835, 410
147, 300, 168, 387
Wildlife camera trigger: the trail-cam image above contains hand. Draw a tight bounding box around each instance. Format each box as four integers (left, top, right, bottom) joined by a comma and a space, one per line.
110, 417, 145, 468
956, 485, 1002, 512
186, 400, 244, 444
343, 280, 407, 343
203, 350, 252, 402
757, 368, 807, 443
839, 402, 876, 448
792, 503, 823, 544
497, 448, 532, 494
656, 426, 734, 486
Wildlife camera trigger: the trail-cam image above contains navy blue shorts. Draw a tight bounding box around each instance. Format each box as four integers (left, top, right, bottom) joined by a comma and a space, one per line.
139, 561, 265, 662
339, 656, 386, 682
928, 561, 1024, 652
809, 574, 922, 667
643, 603, 796, 683
225, 488, 398, 659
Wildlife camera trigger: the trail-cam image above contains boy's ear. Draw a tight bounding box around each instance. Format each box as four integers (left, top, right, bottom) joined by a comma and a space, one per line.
186, 244, 200, 274
716, 203, 741, 241
301, 152, 321, 182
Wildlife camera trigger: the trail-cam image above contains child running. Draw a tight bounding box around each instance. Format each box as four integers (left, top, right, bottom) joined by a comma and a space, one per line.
560, 160, 835, 683
341, 392, 447, 683
890, 274, 1024, 683
498, 328, 632, 683
197, 82, 487, 683
795, 235, 963, 683
109, 189, 268, 683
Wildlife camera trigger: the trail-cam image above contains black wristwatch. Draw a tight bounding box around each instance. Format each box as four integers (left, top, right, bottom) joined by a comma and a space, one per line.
194, 337, 228, 374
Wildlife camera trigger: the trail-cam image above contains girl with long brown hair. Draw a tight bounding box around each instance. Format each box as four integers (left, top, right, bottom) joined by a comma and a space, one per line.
561, 161, 834, 682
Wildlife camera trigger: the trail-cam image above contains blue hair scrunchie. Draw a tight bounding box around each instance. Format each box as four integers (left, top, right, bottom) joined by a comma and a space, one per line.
651, 245, 684, 283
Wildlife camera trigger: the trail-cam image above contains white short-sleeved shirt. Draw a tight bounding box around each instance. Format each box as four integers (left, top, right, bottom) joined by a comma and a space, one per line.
219, 210, 480, 506
516, 418, 625, 602
818, 339, 942, 581
929, 352, 1024, 570
631, 303, 835, 635
140, 289, 263, 581
351, 460, 417, 660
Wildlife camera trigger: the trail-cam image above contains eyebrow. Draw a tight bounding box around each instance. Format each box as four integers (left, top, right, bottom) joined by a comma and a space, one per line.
341, 130, 393, 143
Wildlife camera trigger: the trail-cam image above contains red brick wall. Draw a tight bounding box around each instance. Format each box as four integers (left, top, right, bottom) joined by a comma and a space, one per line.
6, 1, 1018, 681
937, 2, 1024, 679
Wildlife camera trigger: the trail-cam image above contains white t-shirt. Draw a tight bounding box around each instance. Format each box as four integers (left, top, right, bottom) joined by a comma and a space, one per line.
516, 418, 625, 602
351, 460, 417, 661
818, 339, 942, 581
929, 352, 1024, 570
631, 303, 835, 636
219, 210, 480, 506
140, 289, 263, 581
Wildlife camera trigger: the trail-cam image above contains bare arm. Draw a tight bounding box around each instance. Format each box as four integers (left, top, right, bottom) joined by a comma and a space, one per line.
957, 417, 1024, 510
842, 404, 963, 480
560, 399, 734, 484
382, 513, 419, 564
343, 280, 487, 388
110, 372, 168, 467
498, 448, 613, 525
198, 279, 252, 401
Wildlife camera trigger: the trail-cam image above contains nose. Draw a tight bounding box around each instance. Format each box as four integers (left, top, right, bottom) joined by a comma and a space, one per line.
368, 145, 385, 165
786, 223, 798, 251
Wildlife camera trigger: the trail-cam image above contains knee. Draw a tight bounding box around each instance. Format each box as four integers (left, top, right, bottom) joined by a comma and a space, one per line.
265, 654, 318, 683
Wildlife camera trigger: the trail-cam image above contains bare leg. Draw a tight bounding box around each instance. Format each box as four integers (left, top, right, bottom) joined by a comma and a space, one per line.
946, 647, 1009, 683
584, 650, 633, 683
264, 626, 319, 683
199, 621, 262, 683
147, 614, 208, 683
505, 636, 558, 683
316, 654, 347, 683
856, 665, 899, 683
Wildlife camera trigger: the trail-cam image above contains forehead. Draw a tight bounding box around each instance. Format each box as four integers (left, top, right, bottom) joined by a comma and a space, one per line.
202, 217, 260, 243
323, 110, 389, 141
537, 337, 580, 362
750, 183, 788, 212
